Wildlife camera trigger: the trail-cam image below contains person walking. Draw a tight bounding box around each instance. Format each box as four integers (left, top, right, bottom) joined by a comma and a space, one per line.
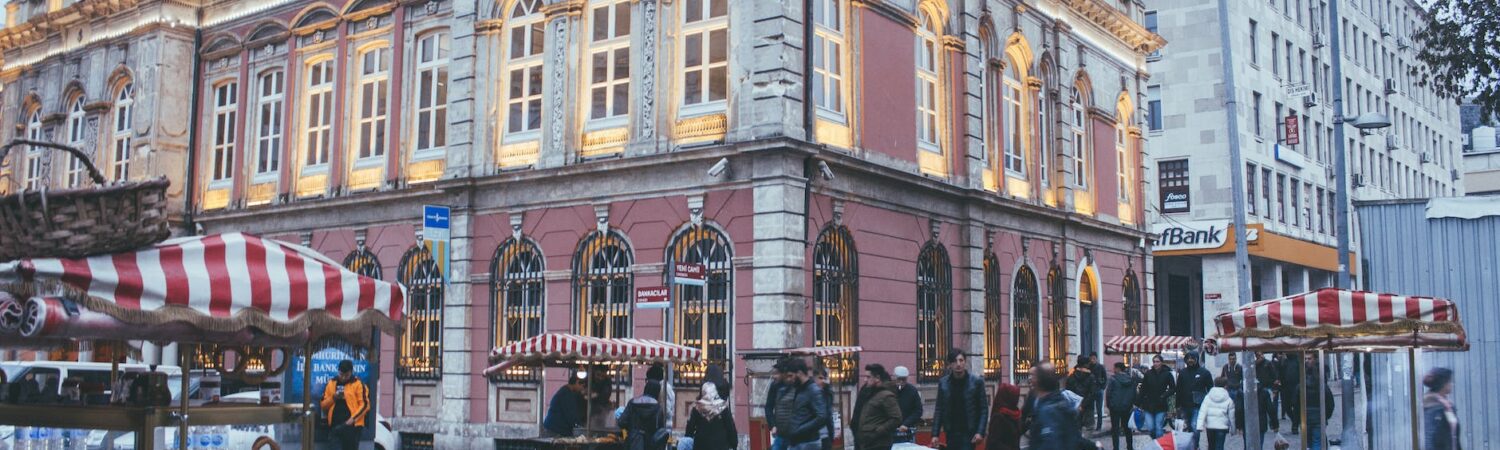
1176, 355, 1213, 447
319, 360, 369, 450
1219, 353, 1245, 434
1090, 353, 1108, 430
1299, 354, 1335, 450
814, 367, 837, 450
850, 364, 902, 450
1277, 353, 1302, 434
1422, 368, 1460, 450
1136, 355, 1175, 439
1253, 352, 1281, 434
933, 349, 989, 450
772, 358, 830, 450
1105, 362, 1139, 450
647, 363, 676, 424
983, 382, 1023, 450
619, 380, 668, 450
1066, 356, 1097, 430
891, 366, 922, 443
1195, 378, 1235, 450
1027, 364, 1081, 450
766, 359, 791, 450
684, 380, 737, 450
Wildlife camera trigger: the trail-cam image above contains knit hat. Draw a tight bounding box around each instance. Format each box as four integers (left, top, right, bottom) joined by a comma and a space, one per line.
893, 366, 910, 378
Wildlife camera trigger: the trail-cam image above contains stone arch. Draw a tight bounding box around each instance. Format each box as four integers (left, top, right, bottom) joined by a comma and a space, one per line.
291, 3, 341, 30
1004, 32, 1034, 79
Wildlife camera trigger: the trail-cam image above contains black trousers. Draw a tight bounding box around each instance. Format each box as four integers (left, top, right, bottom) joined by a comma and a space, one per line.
1109, 410, 1135, 450
1258, 388, 1280, 433
331, 424, 363, 450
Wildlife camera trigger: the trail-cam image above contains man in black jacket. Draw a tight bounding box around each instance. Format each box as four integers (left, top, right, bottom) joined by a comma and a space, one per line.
1277, 353, 1302, 434
1253, 352, 1280, 433
1220, 352, 1246, 434
1176, 355, 1214, 449
1090, 353, 1108, 430
1299, 354, 1336, 450
1105, 362, 1139, 450
1135, 355, 1175, 439
1027, 364, 1081, 450
933, 349, 988, 450
772, 357, 831, 450
891, 366, 922, 443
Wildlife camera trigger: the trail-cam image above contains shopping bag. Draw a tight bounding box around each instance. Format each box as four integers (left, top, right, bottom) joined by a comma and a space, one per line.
1150, 430, 1195, 450
1133, 408, 1146, 431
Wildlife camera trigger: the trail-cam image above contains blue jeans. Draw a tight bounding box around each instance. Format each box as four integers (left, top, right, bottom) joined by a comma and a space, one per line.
1306, 424, 1323, 450
771, 436, 785, 450
1206, 429, 1228, 450
1182, 407, 1201, 449
1144, 411, 1167, 439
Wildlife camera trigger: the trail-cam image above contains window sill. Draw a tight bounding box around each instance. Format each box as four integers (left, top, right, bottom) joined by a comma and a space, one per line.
251, 172, 279, 184
300, 164, 330, 175
207, 179, 233, 190
411, 148, 445, 162
679, 101, 727, 120
353, 157, 386, 169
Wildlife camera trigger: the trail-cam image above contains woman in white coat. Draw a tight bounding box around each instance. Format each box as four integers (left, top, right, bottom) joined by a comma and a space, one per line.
1195, 378, 1236, 450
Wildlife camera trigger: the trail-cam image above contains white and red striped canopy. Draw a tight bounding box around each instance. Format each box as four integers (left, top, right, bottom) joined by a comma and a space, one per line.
484, 333, 703, 376
1214, 288, 1466, 352
0, 233, 405, 342
781, 346, 863, 357
1105, 335, 1196, 355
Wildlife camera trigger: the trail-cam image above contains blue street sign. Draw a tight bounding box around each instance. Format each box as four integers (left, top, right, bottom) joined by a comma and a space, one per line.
423, 205, 451, 242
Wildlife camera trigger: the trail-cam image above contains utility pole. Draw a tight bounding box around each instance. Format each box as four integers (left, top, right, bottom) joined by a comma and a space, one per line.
1326, 0, 1362, 448
1212, 0, 1261, 448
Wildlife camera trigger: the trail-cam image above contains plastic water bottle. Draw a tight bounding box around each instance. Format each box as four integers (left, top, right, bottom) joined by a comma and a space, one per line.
208, 426, 227, 450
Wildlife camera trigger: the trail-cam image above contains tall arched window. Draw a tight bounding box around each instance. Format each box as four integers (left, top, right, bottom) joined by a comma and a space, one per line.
574, 230, 634, 339
1078, 270, 1098, 359
504, 0, 545, 137
492, 237, 545, 380
1036, 59, 1052, 189
1003, 58, 1026, 175
255, 71, 285, 177
65, 94, 88, 187
1123, 272, 1142, 337
914, 11, 941, 151
355, 45, 392, 160
343, 247, 382, 279
1012, 265, 1039, 382
111, 82, 134, 181
811, 0, 846, 117
1068, 80, 1090, 189
302, 59, 334, 167
668, 225, 732, 385
813, 224, 857, 382
210, 81, 239, 183
1046, 264, 1067, 372
398, 245, 443, 379
22, 106, 44, 190
1116, 97, 1133, 204
915, 240, 951, 381
980, 252, 1004, 380
413, 31, 449, 155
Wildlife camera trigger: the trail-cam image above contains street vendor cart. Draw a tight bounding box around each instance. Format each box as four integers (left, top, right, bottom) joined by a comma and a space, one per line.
0, 232, 406, 450
1212, 287, 1467, 450
484, 333, 703, 450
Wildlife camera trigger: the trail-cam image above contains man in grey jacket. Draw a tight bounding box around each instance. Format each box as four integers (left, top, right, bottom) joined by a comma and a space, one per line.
933, 349, 989, 450
772, 357, 831, 450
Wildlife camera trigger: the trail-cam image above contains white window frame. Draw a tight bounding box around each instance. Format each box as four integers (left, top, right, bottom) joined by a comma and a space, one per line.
504, 1, 545, 139
585, 0, 632, 128
915, 12, 940, 152
23, 109, 44, 190
1035, 87, 1049, 187
413, 31, 449, 159
679, 0, 728, 117
1116, 118, 1130, 202
301, 58, 335, 172
209, 81, 238, 185
64, 95, 88, 187
1003, 63, 1025, 176
111, 83, 134, 182
254, 70, 284, 181
354, 45, 391, 165
812, 0, 845, 119
1069, 94, 1089, 189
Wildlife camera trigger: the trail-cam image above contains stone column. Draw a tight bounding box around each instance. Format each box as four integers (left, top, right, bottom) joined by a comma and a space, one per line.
746, 153, 808, 427
957, 222, 987, 361
538, 3, 581, 169
436, 205, 477, 447
444, 0, 479, 180
730, 0, 808, 141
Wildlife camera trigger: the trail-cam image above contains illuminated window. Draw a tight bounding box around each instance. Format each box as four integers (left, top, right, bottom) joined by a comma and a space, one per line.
398, 245, 443, 379
255, 71, 284, 176
355, 47, 391, 160
587, 0, 631, 124
915, 241, 950, 381
414, 32, 449, 154
1123, 272, 1141, 337
1117, 112, 1131, 202
1003, 60, 1025, 175
915, 11, 940, 151
491, 237, 544, 381
1078, 271, 1098, 358
982, 253, 1003, 380
1011, 265, 1039, 383
668, 225, 732, 386
343, 247, 382, 279
1068, 89, 1089, 188
23, 107, 43, 190
111, 83, 134, 181
1046, 264, 1067, 372
64, 95, 87, 187
811, 0, 844, 116
1036, 66, 1051, 188
574, 230, 634, 339
505, 0, 544, 135
680, 0, 728, 111
813, 224, 857, 383
302, 59, 334, 167
210, 82, 238, 183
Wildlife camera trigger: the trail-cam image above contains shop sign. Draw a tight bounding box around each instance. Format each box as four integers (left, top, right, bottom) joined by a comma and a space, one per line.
1284, 115, 1301, 145
1161, 189, 1190, 213
1152, 220, 1260, 252
636, 286, 670, 309
672, 263, 706, 286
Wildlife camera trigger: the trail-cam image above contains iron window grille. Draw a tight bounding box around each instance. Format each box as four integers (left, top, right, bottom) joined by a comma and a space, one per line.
1012, 265, 1040, 383
915, 241, 951, 382
574, 230, 634, 340
1047, 265, 1067, 374
667, 225, 732, 386
397, 245, 443, 380
1123, 272, 1142, 338
491, 237, 545, 382
812, 224, 858, 384
982, 253, 1004, 380
1078, 272, 1098, 360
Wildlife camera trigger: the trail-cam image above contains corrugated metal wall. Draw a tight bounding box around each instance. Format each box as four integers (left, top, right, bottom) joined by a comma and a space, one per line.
1357, 200, 1500, 450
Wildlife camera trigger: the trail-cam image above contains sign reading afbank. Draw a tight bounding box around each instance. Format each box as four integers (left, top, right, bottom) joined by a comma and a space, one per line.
1151, 220, 1259, 252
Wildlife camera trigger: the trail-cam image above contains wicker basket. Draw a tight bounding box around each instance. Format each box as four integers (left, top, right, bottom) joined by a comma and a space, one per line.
0, 139, 171, 261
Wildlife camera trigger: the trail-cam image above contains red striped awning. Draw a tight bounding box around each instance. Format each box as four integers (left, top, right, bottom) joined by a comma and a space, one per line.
1213, 288, 1467, 352
484, 333, 703, 376
780, 346, 863, 357
0, 233, 405, 342
1104, 335, 1196, 355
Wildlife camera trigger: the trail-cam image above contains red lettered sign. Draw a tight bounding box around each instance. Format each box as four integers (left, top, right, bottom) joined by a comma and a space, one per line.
673, 263, 706, 286
636, 286, 670, 309
1284, 115, 1300, 145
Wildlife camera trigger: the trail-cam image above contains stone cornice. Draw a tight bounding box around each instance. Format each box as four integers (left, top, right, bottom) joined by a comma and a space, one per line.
1064, 0, 1166, 54
0, 0, 142, 52
540, 0, 584, 18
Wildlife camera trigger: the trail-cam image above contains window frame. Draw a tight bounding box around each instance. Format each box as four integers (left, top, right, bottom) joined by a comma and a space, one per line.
585, 0, 633, 129
397, 244, 444, 380
64, 94, 88, 187
209, 81, 239, 186
1003, 61, 1026, 176
1010, 264, 1040, 383
413, 31, 450, 159
301, 57, 335, 171
813, 223, 858, 384
914, 11, 941, 153
914, 240, 952, 382
490, 237, 545, 382
678, 0, 729, 117
1116, 114, 1131, 202
573, 230, 635, 340
254, 70, 285, 181
353, 45, 392, 164
111, 83, 134, 182
23, 107, 44, 190
666, 224, 734, 387
1068, 91, 1089, 189
503, 1, 546, 139
811, 0, 847, 120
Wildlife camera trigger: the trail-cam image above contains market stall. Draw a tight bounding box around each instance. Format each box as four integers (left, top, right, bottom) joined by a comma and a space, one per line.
0, 232, 406, 450
1212, 287, 1468, 450
484, 333, 703, 450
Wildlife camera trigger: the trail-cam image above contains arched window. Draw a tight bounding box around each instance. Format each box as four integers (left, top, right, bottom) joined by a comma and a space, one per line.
1036, 59, 1052, 189
1003, 58, 1025, 175
255, 71, 285, 176
586, 0, 632, 126
811, 0, 846, 117
1068, 80, 1090, 188
1123, 272, 1142, 337
491, 237, 545, 380
1012, 265, 1039, 382
302, 59, 334, 167
1078, 269, 1098, 359
915, 241, 951, 381
668, 225, 732, 385
1046, 264, 1067, 372
23, 106, 44, 190
355, 45, 392, 160
111, 83, 134, 181
65, 94, 88, 187
813, 224, 857, 382
414, 31, 449, 155
574, 230, 634, 338
504, 0, 545, 136
210, 81, 239, 183
981, 253, 1003, 379
343, 247, 382, 279
1116, 96, 1133, 204
914, 11, 941, 151
398, 245, 443, 379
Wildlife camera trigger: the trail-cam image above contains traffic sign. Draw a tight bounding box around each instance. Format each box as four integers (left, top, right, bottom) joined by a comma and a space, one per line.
636, 286, 670, 309
672, 263, 706, 286
423, 205, 451, 242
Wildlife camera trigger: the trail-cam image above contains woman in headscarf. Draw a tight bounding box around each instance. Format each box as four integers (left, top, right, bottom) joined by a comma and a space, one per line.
984, 382, 1023, 450
1422, 368, 1460, 450
685, 380, 737, 450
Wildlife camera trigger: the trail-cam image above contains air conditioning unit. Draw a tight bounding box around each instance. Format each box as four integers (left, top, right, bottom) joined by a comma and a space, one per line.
1325, 166, 1336, 181
1380, 24, 1391, 38
1303, 93, 1320, 108
1384, 78, 1399, 95
1313, 33, 1327, 49
1397, 37, 1410, 50
1452, 169, 1461, 181
1386, 133, 1400, 150
1353, 173, 1366, 187
1420, 152, 1432, 164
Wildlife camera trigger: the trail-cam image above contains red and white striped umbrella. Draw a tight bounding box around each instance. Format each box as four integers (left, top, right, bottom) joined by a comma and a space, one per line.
1213, 288, 1466, 352
484, 333, 703, 376
780, 346, 863, 357
0, 233, 405, 343
1104, 335, 1196, 355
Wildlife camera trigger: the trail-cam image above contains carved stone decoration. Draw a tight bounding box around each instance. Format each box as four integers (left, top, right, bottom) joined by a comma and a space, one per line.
831, 198, 845, 225
929, 218, 940, 241
355, 229, 368, 249
510, 213, 525, 239
638, 0, 658, 139
687, 194, 704, 225
550, 18, 568, 153
594, 204, 610, 233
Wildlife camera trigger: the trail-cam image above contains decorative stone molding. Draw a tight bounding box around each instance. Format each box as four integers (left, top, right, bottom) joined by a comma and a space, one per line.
687, 194, 704, 225
510, 213, 524, 239
929, 218, 941, 240
831, 198, 844, 225
593, 204, 610, 233
637, 0, 658, 139
549, 18, 569, 156
941, 35, 965, 51
1063, 0, 1166, 54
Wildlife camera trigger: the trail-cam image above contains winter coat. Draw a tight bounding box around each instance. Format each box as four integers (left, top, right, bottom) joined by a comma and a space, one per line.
1066, 367, 1096, 400
542, 386, 586, 437
984, 384, 1023, 450
1423, 392, 1461, 450
1136, 367, 1176, 413
1254, 359, 1280, 390
934, 372, 989, 438
1278, 359, 1302, 397
894, 383, 923, 429
1176, 365, 1214, 409
852, 384, 902, 450
764, 380, 785, 427
685, 384, 737, 450
1105, 372, 1139, 413
1026, 391, 1081, 450
772, 379, 830, 445
1301, 374, 1336, 421
1221, 363, 1245, 392
617, 395, 666, 450
1195, 387, 1235, 431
